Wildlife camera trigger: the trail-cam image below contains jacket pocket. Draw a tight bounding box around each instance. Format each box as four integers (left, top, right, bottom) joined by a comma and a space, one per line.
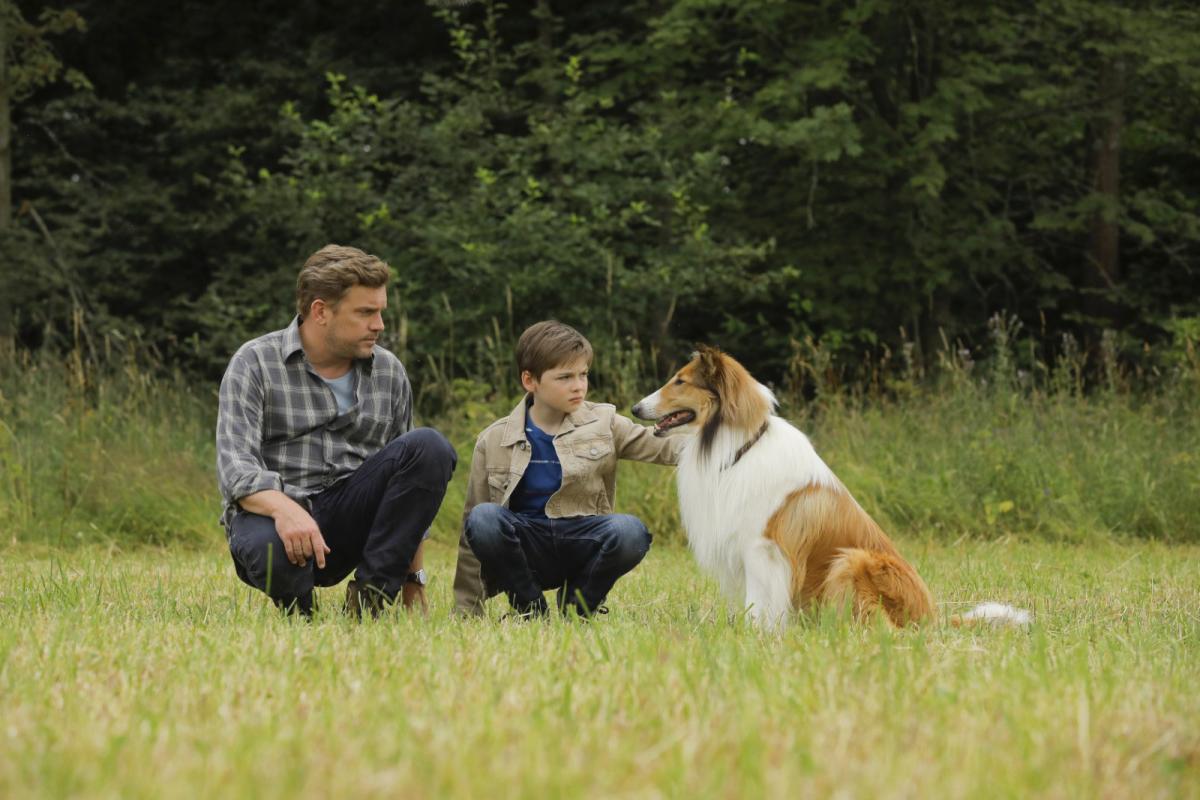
486, 471, 511, 503
572, 436, 614, 461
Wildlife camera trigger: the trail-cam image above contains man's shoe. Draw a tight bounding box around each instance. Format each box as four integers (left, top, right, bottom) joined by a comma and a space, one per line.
344, 579, 389, 620
273, 592, 315, 619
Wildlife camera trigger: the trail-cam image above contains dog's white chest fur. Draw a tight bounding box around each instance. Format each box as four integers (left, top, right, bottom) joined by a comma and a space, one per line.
675, 418, 837, 605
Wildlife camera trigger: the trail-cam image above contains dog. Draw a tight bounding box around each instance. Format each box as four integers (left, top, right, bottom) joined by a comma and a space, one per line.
632, 345, 939, 631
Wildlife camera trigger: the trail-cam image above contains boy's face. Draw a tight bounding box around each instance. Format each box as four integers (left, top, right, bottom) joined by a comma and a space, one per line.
522, 357, 589, 416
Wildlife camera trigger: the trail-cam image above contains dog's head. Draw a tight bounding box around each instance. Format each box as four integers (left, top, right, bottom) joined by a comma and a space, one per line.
632, 346, 773, 445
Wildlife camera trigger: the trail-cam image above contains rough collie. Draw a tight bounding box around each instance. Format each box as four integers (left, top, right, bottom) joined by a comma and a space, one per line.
632, 346, 937, 630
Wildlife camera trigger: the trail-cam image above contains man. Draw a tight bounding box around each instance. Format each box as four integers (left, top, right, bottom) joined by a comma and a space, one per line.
216, 244, 456, 617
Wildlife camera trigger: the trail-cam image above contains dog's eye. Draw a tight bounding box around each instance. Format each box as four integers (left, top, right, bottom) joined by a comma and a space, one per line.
673, 378, 685, 386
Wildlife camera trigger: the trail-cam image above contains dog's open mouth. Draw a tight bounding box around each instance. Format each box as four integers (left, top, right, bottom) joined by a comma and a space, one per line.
654, 409, 696, 435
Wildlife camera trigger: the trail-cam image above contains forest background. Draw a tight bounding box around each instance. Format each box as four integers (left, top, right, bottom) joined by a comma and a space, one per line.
4, 0, 1199, 402
2, 0, 1200, 548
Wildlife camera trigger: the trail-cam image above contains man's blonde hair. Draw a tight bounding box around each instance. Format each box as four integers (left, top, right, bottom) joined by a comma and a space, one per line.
296, 244, 390, 320
516, 320, 593, 381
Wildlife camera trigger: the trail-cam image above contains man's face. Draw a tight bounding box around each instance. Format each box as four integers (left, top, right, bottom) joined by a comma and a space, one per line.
323, 284, 387, 360
523, 357, 589, 416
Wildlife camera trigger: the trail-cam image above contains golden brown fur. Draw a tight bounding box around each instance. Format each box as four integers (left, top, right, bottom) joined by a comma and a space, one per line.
764, 484, 934, 627
635, 345, 935, 629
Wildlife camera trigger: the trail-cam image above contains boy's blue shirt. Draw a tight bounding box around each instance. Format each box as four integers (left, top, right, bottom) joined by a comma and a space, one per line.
509, 406, 562, 518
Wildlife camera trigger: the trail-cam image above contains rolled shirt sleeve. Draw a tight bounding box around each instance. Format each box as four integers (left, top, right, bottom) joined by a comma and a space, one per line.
215, 348, 285, 515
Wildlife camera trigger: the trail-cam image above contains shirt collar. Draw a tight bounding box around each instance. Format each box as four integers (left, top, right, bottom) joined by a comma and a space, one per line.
500, 395, 598, 445
279, 316, 376, 374
279, 317, 305, 361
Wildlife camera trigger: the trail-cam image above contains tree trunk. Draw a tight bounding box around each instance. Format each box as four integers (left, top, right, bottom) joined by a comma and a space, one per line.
1084, 57, 1124, 326
0, 4, 12, 339
1, 3, 11, 231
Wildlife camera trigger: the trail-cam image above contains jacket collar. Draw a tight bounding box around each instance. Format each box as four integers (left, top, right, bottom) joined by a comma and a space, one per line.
500, 395, 599, 445
280, 316, 375, 374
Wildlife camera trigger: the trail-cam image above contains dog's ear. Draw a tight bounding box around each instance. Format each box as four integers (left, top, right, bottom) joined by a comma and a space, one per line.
695, 344, 724, 385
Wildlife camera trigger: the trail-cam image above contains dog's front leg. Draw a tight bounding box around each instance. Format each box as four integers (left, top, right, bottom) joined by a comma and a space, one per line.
742, 540, 793, 632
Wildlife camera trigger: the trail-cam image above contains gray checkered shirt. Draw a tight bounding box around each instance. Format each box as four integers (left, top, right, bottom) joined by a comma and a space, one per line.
216, 317, 412, 530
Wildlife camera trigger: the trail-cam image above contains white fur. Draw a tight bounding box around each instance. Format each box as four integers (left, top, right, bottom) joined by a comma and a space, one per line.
647, 382, 839, 628
641, 378, 1031, 632
957, 602, 1032, 627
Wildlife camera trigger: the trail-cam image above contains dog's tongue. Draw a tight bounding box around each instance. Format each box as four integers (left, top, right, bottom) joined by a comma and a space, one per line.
655, 411, 684, 432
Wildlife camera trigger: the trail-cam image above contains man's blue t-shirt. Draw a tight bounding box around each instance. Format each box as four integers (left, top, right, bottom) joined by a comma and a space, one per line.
509, 410, 562, 518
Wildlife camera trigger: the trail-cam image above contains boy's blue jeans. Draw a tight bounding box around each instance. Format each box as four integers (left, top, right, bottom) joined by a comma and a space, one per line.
464, 503, 652, 614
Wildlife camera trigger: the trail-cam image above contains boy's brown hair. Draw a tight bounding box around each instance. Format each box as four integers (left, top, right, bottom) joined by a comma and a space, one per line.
516, 321, 593, 380
296, 244, 391, 320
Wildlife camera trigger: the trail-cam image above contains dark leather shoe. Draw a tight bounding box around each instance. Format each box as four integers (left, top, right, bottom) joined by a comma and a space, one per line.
502, 593, 549, 621
344, 580, 389, 620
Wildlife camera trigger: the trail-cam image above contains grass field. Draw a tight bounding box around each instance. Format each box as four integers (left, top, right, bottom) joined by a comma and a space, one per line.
3, 333, 1199, 796
2, 536, 1197, 798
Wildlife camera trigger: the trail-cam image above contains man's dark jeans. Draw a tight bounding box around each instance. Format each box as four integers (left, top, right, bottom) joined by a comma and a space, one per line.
228, 427, 457, 613
464, 502, 652, 615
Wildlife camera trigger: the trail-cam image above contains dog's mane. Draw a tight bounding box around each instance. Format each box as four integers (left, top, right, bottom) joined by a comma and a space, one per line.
695, 347, 774, 462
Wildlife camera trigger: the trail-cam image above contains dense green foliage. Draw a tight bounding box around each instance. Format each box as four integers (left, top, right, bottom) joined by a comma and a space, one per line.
5, 1, 1200, 401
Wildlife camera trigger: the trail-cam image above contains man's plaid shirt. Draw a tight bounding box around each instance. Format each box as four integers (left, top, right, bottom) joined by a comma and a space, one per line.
216, 317, 412, 530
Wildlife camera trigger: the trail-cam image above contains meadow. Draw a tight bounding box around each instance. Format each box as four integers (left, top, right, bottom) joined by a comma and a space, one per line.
1, 329, 1199, 797
1, 538, 1197, 798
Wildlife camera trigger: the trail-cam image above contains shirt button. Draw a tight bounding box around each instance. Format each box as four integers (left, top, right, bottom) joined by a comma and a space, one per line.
589, 447, 598, 456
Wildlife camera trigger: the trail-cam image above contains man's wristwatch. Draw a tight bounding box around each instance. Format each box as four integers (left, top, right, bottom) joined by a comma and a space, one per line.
405, 569, 427, 587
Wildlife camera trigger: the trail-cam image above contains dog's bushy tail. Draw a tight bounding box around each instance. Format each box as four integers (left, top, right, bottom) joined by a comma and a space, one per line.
948, 602, 1032, 628
820, 548, 936, 627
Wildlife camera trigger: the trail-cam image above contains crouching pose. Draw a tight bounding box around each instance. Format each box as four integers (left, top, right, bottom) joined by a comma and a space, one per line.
452, 321, 683, 619
216, 244, 456, 618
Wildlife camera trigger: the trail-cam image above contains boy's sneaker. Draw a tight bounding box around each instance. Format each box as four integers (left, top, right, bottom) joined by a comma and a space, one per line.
557, 586, 608, 620
502, 593, 549, 622
344, 579, 389, 620
566, 603, 609, 621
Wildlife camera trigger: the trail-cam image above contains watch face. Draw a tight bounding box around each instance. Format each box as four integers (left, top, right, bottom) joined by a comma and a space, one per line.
408, 569, 427, 586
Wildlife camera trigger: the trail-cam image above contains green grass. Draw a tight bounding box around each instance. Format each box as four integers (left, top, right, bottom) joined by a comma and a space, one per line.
0, 538, 1197, 798
3, 334, 1199, 795
2, 345, 1198, 548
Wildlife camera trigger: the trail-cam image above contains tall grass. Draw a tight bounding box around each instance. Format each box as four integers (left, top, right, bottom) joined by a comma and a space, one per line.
0, 336, 216, 547
0, 540, 1197, 798
2, 314, 1198, 547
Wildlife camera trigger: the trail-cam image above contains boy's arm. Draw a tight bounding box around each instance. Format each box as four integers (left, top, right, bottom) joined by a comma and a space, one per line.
452, 436, 491, 616
613, 412, 686, 465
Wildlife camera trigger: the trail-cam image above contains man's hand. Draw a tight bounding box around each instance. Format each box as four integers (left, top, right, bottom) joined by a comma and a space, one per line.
273, 503, 330, 569
239, 490, 331, 569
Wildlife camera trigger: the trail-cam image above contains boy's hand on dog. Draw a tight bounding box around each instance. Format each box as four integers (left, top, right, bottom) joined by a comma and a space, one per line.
274, 505, 330, 568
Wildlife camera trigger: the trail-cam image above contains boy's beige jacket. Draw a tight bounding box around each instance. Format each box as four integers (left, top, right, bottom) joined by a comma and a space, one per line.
452, 396, 682, 615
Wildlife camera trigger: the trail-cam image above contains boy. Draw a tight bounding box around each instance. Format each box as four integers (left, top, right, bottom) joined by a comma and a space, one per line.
452, 321, 681, 618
